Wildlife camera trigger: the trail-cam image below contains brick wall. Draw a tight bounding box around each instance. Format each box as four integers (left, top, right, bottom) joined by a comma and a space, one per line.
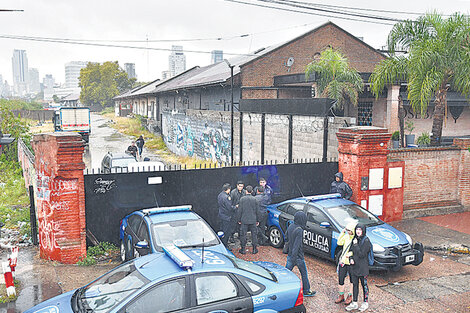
240, 23, 384, 96
389, 143, 469, 210
32, 133, 86, 263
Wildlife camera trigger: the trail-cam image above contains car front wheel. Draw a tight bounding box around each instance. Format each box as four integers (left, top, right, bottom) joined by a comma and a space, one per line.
269, 226, 284, 248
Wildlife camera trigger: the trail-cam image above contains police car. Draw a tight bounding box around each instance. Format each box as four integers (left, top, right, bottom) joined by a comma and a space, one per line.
120, 205, 232, 262
267, 194, 424, 271
25, 247, 306, 313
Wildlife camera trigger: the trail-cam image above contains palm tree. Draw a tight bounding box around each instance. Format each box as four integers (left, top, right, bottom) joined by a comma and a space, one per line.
370, 12, 470, 146
305, 47, 364, 110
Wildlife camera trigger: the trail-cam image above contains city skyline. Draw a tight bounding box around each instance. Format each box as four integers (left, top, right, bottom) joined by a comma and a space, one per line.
1, 0, 469, 86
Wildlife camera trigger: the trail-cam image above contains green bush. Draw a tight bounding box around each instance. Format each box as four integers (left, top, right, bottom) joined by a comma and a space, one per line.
77, 242, 118, 266
405, 120, 415, 134
391, 131, 400, 141
416, 132, 431, 146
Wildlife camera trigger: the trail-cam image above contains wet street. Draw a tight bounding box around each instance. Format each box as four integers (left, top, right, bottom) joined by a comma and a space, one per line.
83, 113, 162, 171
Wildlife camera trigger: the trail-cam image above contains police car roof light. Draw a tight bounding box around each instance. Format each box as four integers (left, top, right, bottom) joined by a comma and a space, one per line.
142, 205, 192, 215
163, 244, 195, 270
305, 193, 342, 201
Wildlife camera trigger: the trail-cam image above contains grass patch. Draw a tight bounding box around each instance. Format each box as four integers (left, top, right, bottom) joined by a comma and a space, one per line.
0, 157, 30, 234
77, 242, 119, 266
0, 279, 20, 303
103, 114, 218, 167
23, 118, 54, 134
100, 106, 115, 115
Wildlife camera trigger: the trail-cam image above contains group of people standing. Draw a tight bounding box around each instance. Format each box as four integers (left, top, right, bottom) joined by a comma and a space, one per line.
217, 178, 272, 255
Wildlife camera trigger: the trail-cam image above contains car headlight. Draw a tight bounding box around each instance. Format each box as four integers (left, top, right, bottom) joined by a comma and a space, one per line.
373, 243, 385, 253
404, 232, 412, 245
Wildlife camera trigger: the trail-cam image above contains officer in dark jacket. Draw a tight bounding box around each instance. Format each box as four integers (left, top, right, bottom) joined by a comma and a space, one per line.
346, 224, 372, 311
218, 183, 236, 249
237, 186, 260, 255
255, 186, 269, 245
253, 177, 273, 204
330, 172, 353, 200
286, 211, 316, 297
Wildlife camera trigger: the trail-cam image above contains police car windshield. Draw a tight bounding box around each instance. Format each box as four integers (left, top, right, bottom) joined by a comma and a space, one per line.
80, 263, 149, 312
152, 219, 219, 250
325, 204, 383, 229
229, 257, 276, 282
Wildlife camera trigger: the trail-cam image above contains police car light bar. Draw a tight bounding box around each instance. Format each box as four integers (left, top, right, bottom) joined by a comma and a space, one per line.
163, 244, 195, 270
142, 205, 192, 215
305, 194, 342, 201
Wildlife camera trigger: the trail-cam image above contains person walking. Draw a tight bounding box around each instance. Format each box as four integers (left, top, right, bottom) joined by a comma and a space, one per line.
335, 221, 357, 305
126, 141, 138, 159
255, 186, 269, 245
218, 183, 236, 250
330, 172, 353, 200
285, 211, 316, 297
346, 224, 372, 312
136, 135, 145, 158
237, 185, 260, 255
253, 177, 273, 204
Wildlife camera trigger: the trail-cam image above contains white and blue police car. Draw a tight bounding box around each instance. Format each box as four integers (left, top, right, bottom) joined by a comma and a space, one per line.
119, 205, 232, 261
25, 246, 306, 313
267, 194, 424, 271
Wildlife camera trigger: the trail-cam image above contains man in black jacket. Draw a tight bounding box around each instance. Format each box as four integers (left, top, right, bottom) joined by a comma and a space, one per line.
218, 183, 236, 249
237, 185, 260, 255
255, 186, 269, 245
330, 172, 353, 199
286, 211, 316, 297
346, 224, 372, 312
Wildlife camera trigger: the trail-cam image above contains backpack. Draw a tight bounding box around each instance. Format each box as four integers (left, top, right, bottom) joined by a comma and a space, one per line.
361, 236, 374, 266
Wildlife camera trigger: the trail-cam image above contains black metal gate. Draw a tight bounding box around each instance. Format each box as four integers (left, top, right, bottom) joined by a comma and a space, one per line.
84, 161, 338, 245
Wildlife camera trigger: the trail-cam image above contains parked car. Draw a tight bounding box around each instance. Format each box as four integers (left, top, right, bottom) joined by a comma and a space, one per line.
120, 205, 232, 261
101, 152, 137, 173
267, 194, 424, 271
25, 248, 306, 313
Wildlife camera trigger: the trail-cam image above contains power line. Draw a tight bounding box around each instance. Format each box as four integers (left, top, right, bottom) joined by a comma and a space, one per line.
223, 0, 395, 25
0, 9, 23, 12
254, 0, 403, 22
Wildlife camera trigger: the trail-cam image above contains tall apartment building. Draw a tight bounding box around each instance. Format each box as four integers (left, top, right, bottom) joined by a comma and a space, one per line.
29, 68, 40, 93
169, 45, 186, 76
211, 50, 223, 64
124, 63, 136, 79
12, 49, 29, 96
43, 74, 56, 101
65, 61, 87, 88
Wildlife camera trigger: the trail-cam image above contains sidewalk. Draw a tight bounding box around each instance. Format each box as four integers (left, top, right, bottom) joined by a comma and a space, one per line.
390, 211, 470, 251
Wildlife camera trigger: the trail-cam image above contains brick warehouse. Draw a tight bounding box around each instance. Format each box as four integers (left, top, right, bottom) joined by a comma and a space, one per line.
115, 21, 470, 163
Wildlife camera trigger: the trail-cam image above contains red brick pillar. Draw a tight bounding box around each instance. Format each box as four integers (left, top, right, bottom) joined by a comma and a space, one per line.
32, 133, 86, 263
337, 127, 405, 222
454, 138, 470, 208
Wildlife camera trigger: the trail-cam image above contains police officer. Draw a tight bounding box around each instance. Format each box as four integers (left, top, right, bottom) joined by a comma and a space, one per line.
230, 181, 245, 243
253, 177, 273, 204
218, 183, 236, 249
330, 172, 353, 200
255, 186, 269, 245
237, 185, 260, 255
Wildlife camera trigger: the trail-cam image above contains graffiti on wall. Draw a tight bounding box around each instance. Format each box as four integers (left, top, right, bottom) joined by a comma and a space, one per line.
164, 113, 231, 163
36, 158, 79, 257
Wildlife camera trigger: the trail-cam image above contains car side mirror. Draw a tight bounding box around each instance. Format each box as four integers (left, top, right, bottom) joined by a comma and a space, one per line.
217, 231, 224, 238
320, 222, 331, 228
135, 240, 149, 249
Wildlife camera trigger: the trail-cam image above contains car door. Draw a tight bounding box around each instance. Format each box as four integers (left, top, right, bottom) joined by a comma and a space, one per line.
278, 202, 306, 234
125, 214, 144, 257
190, 273, 253, 313
303, 204, 334, 259
120, 277, 190, 313
135, 220, 152, 257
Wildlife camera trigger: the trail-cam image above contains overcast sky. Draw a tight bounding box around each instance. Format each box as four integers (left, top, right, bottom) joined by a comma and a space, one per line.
1, 0, 469, 85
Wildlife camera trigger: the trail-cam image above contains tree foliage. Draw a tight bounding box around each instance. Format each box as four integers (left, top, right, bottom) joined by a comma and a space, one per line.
305, 47, 364, 109
370, 12, 470, 145
0, 99, 42, 110
79, 61, 136, 108
0, 102, 31, 161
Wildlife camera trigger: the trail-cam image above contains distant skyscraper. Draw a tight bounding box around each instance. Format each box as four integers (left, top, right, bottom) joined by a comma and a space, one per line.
65, 61, 87, 88
43, 74, 56, 101
12, 49, 29, 96
29, 68, 40, 93
211, 50, 223, 64
124, 63, 136, 79
169, 45, 186, 76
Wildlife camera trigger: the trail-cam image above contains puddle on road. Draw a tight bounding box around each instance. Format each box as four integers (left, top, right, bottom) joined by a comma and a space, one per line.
104, 132, 124, 141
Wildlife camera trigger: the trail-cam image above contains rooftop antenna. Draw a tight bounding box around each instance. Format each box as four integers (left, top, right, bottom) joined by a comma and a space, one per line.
296, 183, 305, 198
